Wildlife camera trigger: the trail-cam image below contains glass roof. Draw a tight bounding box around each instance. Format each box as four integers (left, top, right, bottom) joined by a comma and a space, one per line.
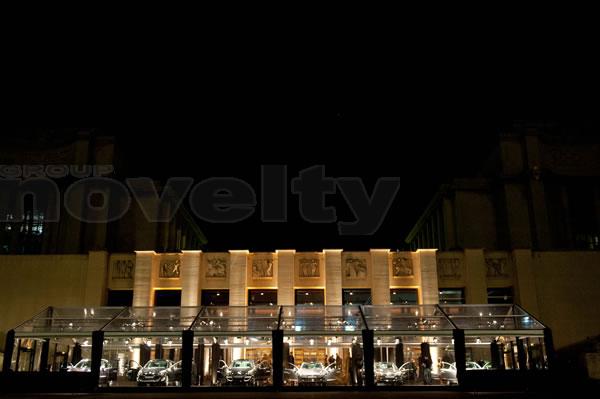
12, 304, 545, 337
14, 307, 125, 337
102, 307, 200, 336
191, 306, 280, 336
280, 305, 364, 335
362, 305, 455, 336
439, 304, 545, 335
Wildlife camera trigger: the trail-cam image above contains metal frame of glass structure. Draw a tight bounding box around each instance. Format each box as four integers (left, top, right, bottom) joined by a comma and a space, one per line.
3, 304, 553, 390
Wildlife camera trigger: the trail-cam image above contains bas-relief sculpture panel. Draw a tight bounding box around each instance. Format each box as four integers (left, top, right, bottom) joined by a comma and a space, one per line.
437, 258, 462, 279
344, 256, 367, 279
206, 256, 228, 278
252, 258, 274, 279
391, 255, 413, 277
159, 258, 181, 278
298, 258, 320, 278
485, 257, 510, 278
111, 259, 134, 280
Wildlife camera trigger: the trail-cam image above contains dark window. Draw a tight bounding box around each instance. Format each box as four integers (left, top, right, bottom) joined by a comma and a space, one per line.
390, 289, 418, 305
295, 289, 324, 305
342, 289, 372, 305
154, 290, 181, 306
248, 289, 277, 306
106, 290, 133, 306
487, 287, 513, 304
439, 288, 465, 305
201, 290, 229, 306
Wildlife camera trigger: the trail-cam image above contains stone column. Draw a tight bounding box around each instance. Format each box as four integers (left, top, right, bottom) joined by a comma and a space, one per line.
418, 249, 439, 305
276, 250, 295, 305
133, 251, 154, 307
85, 251, 108, 306
229, 250, 249, 306
324, 250, 343, 306
181, 251, 202, 307
464, 249, 487, 304
370, 249, 390, 305
513, 249, 539, 315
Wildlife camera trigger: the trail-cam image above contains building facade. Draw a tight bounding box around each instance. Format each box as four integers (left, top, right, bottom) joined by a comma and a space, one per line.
2, 247, 598, 358
405, 126, 600, 251
0, 130, 206, 254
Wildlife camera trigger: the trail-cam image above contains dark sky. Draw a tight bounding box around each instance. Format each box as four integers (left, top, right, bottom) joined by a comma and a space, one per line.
105, 113, 508, 251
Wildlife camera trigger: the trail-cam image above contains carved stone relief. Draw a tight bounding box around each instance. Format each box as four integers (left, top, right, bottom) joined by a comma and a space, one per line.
437, 258, 461, 279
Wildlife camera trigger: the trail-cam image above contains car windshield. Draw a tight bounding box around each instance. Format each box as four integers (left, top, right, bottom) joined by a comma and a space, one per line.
232, 360, 253, 368
301, 363, 323, 369
145, 360, 168, 368
376, 363, 395, 370
74, 359, 91, 368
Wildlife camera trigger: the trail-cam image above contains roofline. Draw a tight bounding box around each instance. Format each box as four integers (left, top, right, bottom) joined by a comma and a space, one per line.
404, 185, 449, 244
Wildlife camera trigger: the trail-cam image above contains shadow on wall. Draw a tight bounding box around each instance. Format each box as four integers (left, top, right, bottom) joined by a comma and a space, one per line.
555, 334, 600, 381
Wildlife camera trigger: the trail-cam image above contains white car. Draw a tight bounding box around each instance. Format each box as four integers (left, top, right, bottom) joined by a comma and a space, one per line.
374, 362, 402, 385
296, 362, 335, 386
69, 358, 117, 386
437, 361, 483, 385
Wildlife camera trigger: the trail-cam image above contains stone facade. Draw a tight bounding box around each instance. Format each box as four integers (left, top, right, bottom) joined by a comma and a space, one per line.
1, 248, 600, 357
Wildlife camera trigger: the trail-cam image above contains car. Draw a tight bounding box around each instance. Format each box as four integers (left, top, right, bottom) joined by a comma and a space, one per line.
223, 359, 271, 386
136, 359, 174, 386
374, 362, 402, 385
296, 362, 335, 386
436, 361, 483, 385
165, 360, 199, 386
397, 361, 418, 383
69, 358, 117, 387
126, 360, 141, 381
284, 362, 299, 386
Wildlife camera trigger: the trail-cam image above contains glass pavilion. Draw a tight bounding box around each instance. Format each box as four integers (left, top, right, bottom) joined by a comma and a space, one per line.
3, 304, 552, 390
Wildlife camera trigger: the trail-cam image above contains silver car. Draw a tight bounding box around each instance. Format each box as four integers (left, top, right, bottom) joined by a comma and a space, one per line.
437, 361, 483, 385
136, 359, 174, 386
296, 362, 335, 386
374, 362, 402, 385
69, 358, 117, 387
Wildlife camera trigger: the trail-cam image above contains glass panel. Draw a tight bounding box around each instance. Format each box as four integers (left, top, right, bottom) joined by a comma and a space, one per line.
283, 334, 363, 387
373, 335, 455, 386
390, 289, 418, 305
154, 290, 182, 307
248, 290, 277, 306
10, 336, 92, 373
192, 306, 279, 335
191, 335, 273, 387
487, 287, 514, 304
438, 288, 465, 305
107, 290, 133, 306
201, 290, 229, 306
280, 306, 364, 334
463, 335, 548, 371
295, 289, 324, 305
102, 307, 199, 334
342, 289, 372, 305
102, 335, 183, 387
440, 305, 545, 332
15, 307, 125, 337
362, 305, 455, 333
